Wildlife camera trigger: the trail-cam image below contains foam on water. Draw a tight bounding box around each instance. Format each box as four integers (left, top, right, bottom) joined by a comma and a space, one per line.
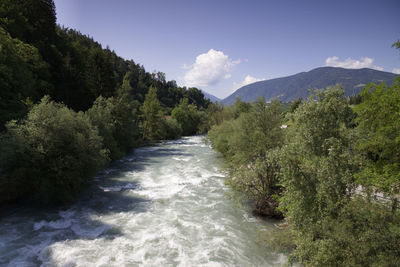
98, 182, 137, 192
0, 135, 287, 266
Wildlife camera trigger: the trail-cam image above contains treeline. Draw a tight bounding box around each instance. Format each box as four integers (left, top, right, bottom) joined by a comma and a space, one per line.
0, 0, 211, 204
208, 82, 400, 266
0, 0, 210, 126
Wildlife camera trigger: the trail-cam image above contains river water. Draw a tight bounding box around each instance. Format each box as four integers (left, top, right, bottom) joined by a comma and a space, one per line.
0, 136, 286, 266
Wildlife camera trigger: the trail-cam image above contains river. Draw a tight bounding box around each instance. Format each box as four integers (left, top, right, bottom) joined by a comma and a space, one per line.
0, 136, 287, 266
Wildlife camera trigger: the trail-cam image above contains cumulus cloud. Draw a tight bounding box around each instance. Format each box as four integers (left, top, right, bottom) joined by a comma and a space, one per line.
325, 56, 384, 71
183, 49, 239, 87
392, 68, 400, 74
233, 75, 266, 91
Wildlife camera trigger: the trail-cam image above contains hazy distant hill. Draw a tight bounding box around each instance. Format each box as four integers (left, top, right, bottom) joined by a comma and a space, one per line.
222, 67, 398, 105
202, 90, 221, 103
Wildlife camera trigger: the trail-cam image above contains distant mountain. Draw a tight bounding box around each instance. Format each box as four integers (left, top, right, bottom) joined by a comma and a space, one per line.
202, 90, 221, 103
222, 67, 398, 105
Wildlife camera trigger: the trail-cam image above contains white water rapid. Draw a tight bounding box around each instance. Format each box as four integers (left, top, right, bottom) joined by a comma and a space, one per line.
0, 136, 287, 266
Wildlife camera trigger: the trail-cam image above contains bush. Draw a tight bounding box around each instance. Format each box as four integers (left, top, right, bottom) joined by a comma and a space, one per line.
162, 118, 182, 140
86, 95, 140, 160
86, 96, 122, 160
208, 98, 284, 217
291, 197, 400, 267
171, 98, 200, 136
0, 96, 108, 204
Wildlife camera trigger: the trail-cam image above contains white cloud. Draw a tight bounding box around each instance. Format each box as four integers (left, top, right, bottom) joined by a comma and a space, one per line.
183, 49, 239, 88
392, 68, 400, 74
233, 75, 266, 91
325, 56, 384, 71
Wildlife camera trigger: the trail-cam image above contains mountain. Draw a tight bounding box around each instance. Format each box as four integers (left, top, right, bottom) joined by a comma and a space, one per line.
202, 90, 221, 103
222, 67, 398, 105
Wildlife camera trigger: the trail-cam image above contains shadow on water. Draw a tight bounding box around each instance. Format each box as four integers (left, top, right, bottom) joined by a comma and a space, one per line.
0, 140, 191, 265
0, 188, 151, 265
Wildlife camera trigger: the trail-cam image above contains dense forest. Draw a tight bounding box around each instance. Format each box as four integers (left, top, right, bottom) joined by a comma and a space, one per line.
0, 0, 212, 204
208, 80, 400, 265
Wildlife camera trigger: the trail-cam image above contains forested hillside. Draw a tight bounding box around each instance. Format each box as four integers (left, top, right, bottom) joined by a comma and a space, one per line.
0, 0, 211, 127
0, 0, 211, 204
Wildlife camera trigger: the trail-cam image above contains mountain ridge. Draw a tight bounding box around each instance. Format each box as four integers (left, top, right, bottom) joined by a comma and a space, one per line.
201, 90, 221, 103
222, 67, 398, 105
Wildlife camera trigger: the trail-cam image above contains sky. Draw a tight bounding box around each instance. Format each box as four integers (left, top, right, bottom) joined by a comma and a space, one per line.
53, 0, 400, 99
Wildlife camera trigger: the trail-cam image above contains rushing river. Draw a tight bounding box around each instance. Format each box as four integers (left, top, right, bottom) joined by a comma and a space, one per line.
0, 136, 286, 266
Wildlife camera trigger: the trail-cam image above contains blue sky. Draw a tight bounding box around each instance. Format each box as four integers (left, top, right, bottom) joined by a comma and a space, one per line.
54, 0, 400, 99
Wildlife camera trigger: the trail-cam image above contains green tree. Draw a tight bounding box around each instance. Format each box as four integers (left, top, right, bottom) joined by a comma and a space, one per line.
0, 96, 108, 204
208, 98, 284, 217
354, 80, 400, 211
207, 118, 235, 157
233, 97, 251, 118
162, 118, 182, 140
0, 0, 57, 47
280, 86, 355, 226
113, 84, 141, 150
141, 86, 164, 140
86, 96, 121, 160
171, 98, 200, 136
185, 87, 210, 109
86, 48, 116, 98
279, 86, 362, 264
201, 102, 235, 132
289, 98, 302, 113
0, 26, 51, 129
228, 99, 284, 216
87, 95, 140, 160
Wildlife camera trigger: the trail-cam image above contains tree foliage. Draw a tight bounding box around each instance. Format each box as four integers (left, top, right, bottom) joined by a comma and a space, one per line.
0, 0, 210, 128
354, 80, 400, 210
86, 94, 140, 160
0, 0, 211, 205
279, 86, 356, 232
208, 85, 400, 265
141, 86, 165, 141
208, 98, 284, 217
0, 26, 50, 128
0, 96, 108, 204
171, 98, 201, 136
278, 86, 399, 265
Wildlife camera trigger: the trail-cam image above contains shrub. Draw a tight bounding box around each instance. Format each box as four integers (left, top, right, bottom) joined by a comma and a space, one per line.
0, 96, 108, 204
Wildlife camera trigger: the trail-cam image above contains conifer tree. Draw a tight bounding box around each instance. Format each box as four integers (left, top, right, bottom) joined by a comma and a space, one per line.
141, 87, 164, 140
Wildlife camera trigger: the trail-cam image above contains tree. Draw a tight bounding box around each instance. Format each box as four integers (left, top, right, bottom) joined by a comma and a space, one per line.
289, 98, 302, 113
87, 95, 140, 160
0, 26, 50, 129
281, 86, 355, 223
162, 118, 182, 140
354, 80, 400, 212
171, 98, 200, 136
279, 86, 362, 264
86, 48, 117, 98
208, 98, 284, 217
0, 0, 57, 46
141, 86, 164, 140
186, 87, 210, 109
0, 96, 108, 204
113, 82, 141, 151
86, 96, 121, 160
233, 97, 251, 118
